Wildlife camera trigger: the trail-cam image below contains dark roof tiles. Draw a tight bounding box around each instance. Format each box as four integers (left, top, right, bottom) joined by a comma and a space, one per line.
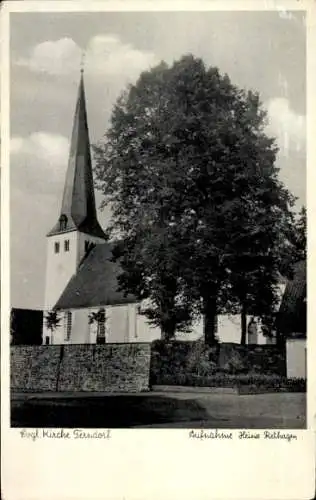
54, 243, 137, 310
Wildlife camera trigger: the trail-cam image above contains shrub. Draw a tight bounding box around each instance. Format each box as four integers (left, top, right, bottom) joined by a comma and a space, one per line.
152, 372, 306, 392
150, 340, 287, 385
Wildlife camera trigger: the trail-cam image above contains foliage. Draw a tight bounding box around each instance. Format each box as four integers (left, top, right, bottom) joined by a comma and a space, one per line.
94, 54, 296, 343
88, 308, 106, 344
292, 206, 306, 262
152, 373, 306, 392
88, 308, 106, 325
45, 310, 61, 333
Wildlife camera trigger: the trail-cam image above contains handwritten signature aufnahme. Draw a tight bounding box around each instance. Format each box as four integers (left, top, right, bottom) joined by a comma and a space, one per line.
189, 429, 298, 442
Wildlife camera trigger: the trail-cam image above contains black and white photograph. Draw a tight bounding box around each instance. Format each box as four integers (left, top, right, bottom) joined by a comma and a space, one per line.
8, 7, 307, 433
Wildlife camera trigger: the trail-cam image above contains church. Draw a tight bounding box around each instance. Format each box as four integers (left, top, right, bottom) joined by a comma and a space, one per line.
42, 70, 281, 346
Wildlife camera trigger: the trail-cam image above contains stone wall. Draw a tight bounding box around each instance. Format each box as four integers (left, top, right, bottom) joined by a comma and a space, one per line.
58, 344, 151, 392
10, 346, 61, 391
11, 344, 151, 393
11, 341, 286, 393
150, 340, 286, 385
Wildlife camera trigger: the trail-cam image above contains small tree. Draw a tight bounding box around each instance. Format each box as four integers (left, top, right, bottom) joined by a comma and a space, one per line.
88, 308, 107, 344
45, 310, 61, 343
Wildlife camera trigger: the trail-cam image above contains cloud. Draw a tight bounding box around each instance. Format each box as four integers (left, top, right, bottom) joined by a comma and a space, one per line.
266, 97, 305, 155
11, 131, 69, 169
87, 35, 158, 77
10, 132, 69, 189
15, 34, 158, 81
16, 38, 80, 75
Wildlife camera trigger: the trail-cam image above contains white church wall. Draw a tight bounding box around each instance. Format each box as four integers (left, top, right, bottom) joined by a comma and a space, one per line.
217, 315, 269, 344
87, 304, 137, 344
43, 232, 106, 344
134, 310, 272, 344
134, 298, 273, 344
106, 304, 130, 342
71, 309, 90, 343
44, 231, 79, 311
175, 319, 203, 341
44, 232, 105, 313
175, 315, 271, 344
42, 322, 53, 345
135, 311, 161, 342
46, 306, 274, 345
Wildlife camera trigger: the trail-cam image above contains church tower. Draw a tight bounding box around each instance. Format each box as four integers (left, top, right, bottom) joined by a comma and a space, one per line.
43, 69, 106, 341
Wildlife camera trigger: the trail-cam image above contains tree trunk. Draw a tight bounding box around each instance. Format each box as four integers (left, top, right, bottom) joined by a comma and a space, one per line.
159, 290, 176, 342
161, 329, 173, 342
203, 295, 218, 345
161, 318, 176, 342
276, 330, 285, 349
240, 303, 247, 345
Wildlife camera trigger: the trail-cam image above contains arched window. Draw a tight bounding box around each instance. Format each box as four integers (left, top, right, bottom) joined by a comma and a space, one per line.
64, 311, 72, 341
59, 214, 68, 231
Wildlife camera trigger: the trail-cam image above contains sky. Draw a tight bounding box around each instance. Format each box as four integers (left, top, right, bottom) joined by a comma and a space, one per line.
10, 10, 306, 309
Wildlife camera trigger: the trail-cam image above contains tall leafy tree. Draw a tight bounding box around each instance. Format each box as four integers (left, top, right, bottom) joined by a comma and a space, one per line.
94, 55, 295, 343
292, 206, 306, 262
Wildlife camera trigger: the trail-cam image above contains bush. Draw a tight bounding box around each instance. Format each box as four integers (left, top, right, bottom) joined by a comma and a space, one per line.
150, 340, 288, 386
152, 372, 306, 392
150, 339, 219, 383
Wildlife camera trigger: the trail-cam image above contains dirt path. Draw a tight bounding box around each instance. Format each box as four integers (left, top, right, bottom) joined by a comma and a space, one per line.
11, 391, 305, 429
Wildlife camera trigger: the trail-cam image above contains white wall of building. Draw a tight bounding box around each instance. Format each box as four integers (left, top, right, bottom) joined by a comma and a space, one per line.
44, 304, 274, 345
44, 231, 79, 311
286, 338, 306, 379
44, 231, 105, 312
43, 231, 105, 344
176, 315, 272, 344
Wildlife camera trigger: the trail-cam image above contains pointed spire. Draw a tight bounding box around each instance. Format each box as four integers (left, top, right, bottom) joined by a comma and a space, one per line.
80, 50, 85, 75
47, 67, 105, 239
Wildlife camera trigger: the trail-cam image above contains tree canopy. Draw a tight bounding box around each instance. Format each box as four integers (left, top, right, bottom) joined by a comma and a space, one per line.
94, 55, 296, 342
292, 206, 306, 263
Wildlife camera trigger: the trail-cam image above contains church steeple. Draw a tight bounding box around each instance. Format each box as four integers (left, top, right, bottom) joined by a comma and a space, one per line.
47, 69, 105, 239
